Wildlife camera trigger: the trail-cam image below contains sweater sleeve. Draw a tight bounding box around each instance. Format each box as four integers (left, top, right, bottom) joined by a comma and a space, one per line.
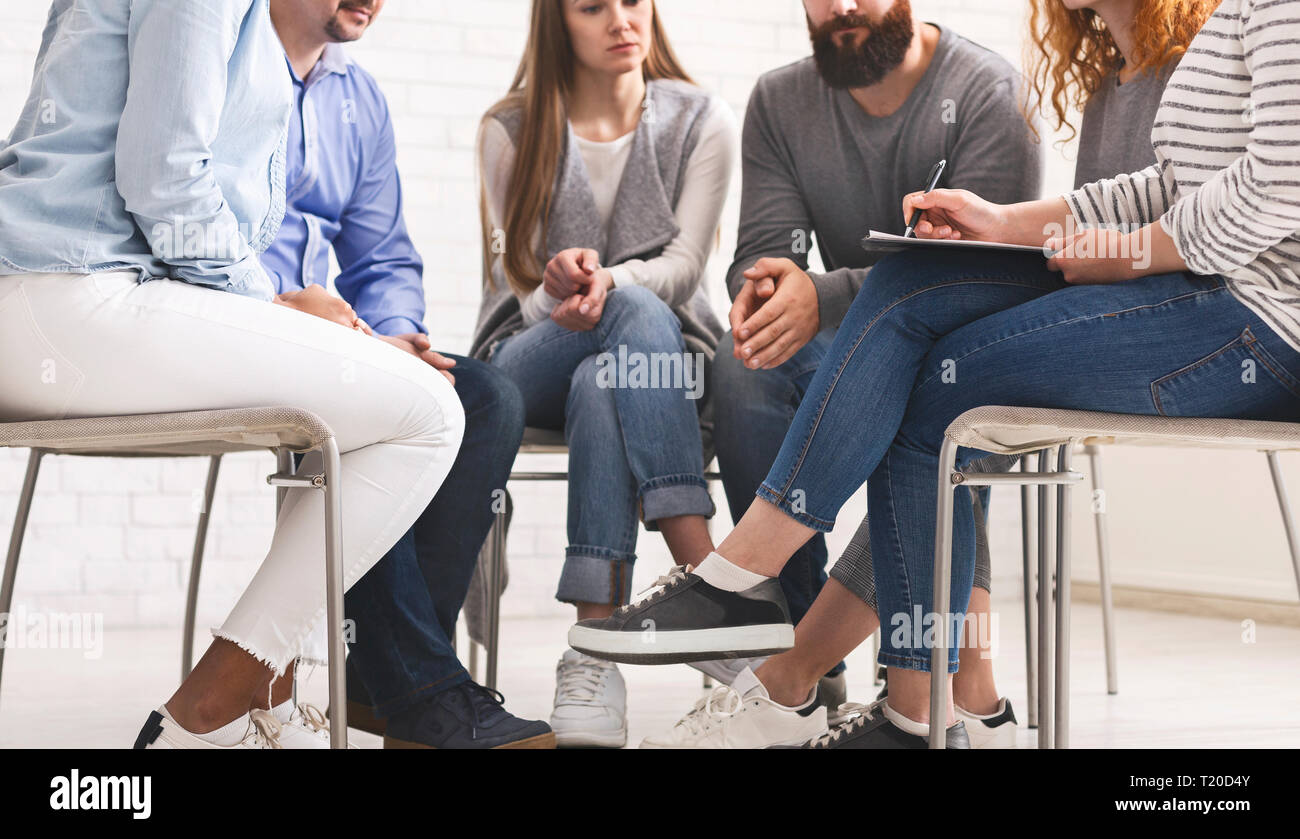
1161, 0, 1300, 276
606, 98, 739, 307
1066, 160, 1178, 229
479, 117, 562, 327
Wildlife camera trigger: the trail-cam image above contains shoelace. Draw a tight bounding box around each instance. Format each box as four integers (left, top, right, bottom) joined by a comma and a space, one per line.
458, 682, 508, 731
293, 703, 331, 736
674, 686, 743, 737
555, 657, 612, 706
245, 708, 285, 749
620, 565, 690, 614
808, 700, 880, 749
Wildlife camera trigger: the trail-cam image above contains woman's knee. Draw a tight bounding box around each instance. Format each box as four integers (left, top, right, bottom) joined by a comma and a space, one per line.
602, 285, 682, 346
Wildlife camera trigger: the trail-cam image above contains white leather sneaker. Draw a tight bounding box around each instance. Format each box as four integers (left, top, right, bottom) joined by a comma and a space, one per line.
955, 697, 1019, 748
550, 650, 627, 748
640, 668, 827, 749
276, 704, 334, 750
133, 708, 286, 750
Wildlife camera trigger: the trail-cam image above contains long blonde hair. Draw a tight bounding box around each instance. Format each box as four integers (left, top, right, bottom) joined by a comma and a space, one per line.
1025, 0, 1217, 141
479, 0, 694, 296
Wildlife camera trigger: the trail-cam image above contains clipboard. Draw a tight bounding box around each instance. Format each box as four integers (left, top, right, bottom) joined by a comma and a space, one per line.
861, 230, 1048, 258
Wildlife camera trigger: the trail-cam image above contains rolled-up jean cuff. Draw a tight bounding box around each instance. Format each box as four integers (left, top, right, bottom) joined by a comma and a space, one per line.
754, 483, 836, 532
640, 475, 715, 525
877, 650, 959, 674
557, 547, 637, 606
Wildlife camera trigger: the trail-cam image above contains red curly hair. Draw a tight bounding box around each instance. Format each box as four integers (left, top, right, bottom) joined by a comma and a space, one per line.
1026, 0, 1218, 141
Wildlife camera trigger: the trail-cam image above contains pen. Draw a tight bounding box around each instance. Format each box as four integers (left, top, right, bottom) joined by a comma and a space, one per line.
904, 159, 947, 238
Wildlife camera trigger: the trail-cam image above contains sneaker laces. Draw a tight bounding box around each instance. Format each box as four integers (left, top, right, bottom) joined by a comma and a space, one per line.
673, 685, 743, 737
457, 682, 508, 730
808, 700, 881, 749
292, 703, 330, 735
622, 564, 690, 612
245, 708, 285, 749
555, 656, 613, 707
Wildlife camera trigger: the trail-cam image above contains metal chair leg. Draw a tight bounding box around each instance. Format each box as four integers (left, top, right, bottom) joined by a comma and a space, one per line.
485, 510, 506, 691
1037, 448, 1056, 750
928, 438, 961, 749
182, 454, 221, 680
1085, 444, 1119, 695
1266, 451, 1300, 601
321, 439, 348, 749
1020, 453, 1038, 729
468, 640, 480, 682
0, 450, 43, 707
1055, 445, 1074, 748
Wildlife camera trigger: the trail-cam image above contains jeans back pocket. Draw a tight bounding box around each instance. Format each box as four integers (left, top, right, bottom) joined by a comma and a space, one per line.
1151, 327, 1300, 421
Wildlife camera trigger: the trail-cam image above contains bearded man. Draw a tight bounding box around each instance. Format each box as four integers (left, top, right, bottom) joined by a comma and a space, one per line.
641, 0, 1041, 749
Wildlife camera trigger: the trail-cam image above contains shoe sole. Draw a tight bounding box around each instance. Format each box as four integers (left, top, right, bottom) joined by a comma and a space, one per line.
554, 727, 628, 749
382, 731, 557, 750
568, 624, 795, 665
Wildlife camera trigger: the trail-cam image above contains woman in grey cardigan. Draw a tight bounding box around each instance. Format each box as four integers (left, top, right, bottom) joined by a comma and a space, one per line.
472, 0, 736, 747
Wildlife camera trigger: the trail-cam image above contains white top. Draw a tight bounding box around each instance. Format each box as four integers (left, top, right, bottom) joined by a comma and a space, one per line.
479, 96, 738, 325
1065, 0, 1300, 352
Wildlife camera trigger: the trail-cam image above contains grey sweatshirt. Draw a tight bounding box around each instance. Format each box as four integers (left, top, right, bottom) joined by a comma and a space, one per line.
726, 24, 1042, 329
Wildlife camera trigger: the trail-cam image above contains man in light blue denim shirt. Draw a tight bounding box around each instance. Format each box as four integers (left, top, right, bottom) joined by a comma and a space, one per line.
0, 0, 291, 299
263, 0, 550, 750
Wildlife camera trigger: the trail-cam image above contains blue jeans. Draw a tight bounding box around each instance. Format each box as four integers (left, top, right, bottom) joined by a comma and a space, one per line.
713, 331, 844, 668
490, 285, 715, 606
343, 354, 524, 717
759, 250, 1300, 672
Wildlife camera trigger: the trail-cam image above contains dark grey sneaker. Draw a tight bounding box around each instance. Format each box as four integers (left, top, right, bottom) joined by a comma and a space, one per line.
567, 566, 795, 665
383, 681, 555, 750
795, 699, 970, 749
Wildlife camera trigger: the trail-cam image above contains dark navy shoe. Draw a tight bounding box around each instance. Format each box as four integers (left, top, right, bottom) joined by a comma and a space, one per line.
567, 566, 794, 665
791, 699, 970, 749
383, 681, 555, 750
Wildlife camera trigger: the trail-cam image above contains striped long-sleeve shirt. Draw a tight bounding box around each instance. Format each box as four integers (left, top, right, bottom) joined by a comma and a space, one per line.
1066, 0, 1300, 351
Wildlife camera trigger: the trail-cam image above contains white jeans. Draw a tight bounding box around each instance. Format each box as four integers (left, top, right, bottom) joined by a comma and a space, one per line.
0, 272, 464, 674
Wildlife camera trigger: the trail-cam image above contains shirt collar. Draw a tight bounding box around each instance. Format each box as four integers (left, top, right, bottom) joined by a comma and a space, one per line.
289, 43, 351, 89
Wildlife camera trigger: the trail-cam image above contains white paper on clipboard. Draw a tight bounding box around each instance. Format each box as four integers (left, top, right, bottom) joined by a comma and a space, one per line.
861, 230, 1048, 257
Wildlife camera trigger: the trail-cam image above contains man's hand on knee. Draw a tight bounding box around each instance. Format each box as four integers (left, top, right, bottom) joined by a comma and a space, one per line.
377, 332, 457, 385
730, 258, 820, 370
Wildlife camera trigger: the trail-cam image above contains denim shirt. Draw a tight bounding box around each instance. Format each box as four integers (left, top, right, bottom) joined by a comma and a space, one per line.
0, 0, 292, 301
260, 45, 427, 336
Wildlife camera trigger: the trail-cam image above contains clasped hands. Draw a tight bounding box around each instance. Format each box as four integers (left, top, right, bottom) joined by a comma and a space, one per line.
544, 248, 614, 332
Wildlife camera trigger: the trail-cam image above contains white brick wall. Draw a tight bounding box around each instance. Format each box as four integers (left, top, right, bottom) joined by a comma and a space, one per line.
0, 1, 1069, 630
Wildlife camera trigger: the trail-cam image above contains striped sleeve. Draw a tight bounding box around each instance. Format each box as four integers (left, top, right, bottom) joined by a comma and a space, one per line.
1066, 160, 1177, 229
1162, 0, 1300, 275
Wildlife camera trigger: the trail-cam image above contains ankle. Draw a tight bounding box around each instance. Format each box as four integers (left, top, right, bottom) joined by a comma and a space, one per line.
755, 661, 817, 708
165, 697, 247, 735
952, 681, 1000, 716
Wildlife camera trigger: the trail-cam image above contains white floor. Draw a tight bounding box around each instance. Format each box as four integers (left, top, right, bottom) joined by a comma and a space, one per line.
2, 599, 1298, 748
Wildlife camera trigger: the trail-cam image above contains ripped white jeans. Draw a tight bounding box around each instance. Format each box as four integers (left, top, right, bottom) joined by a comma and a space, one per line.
0, 271, 464, 675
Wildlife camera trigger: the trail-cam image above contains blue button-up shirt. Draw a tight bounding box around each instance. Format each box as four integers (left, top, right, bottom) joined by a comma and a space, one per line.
260, 44, 426, 337
0, 0, 291, 300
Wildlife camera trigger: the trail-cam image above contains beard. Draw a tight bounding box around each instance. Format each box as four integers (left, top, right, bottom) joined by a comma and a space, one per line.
808, 0, 915, 89
324, 1, 376, 43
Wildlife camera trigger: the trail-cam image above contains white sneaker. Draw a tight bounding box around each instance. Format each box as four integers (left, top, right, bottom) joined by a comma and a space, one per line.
550, 649, 627, 748
276, 703, 335, 750
133, 708, 286, 750
955, 697, 1019, 749
640, 667, 827, 749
